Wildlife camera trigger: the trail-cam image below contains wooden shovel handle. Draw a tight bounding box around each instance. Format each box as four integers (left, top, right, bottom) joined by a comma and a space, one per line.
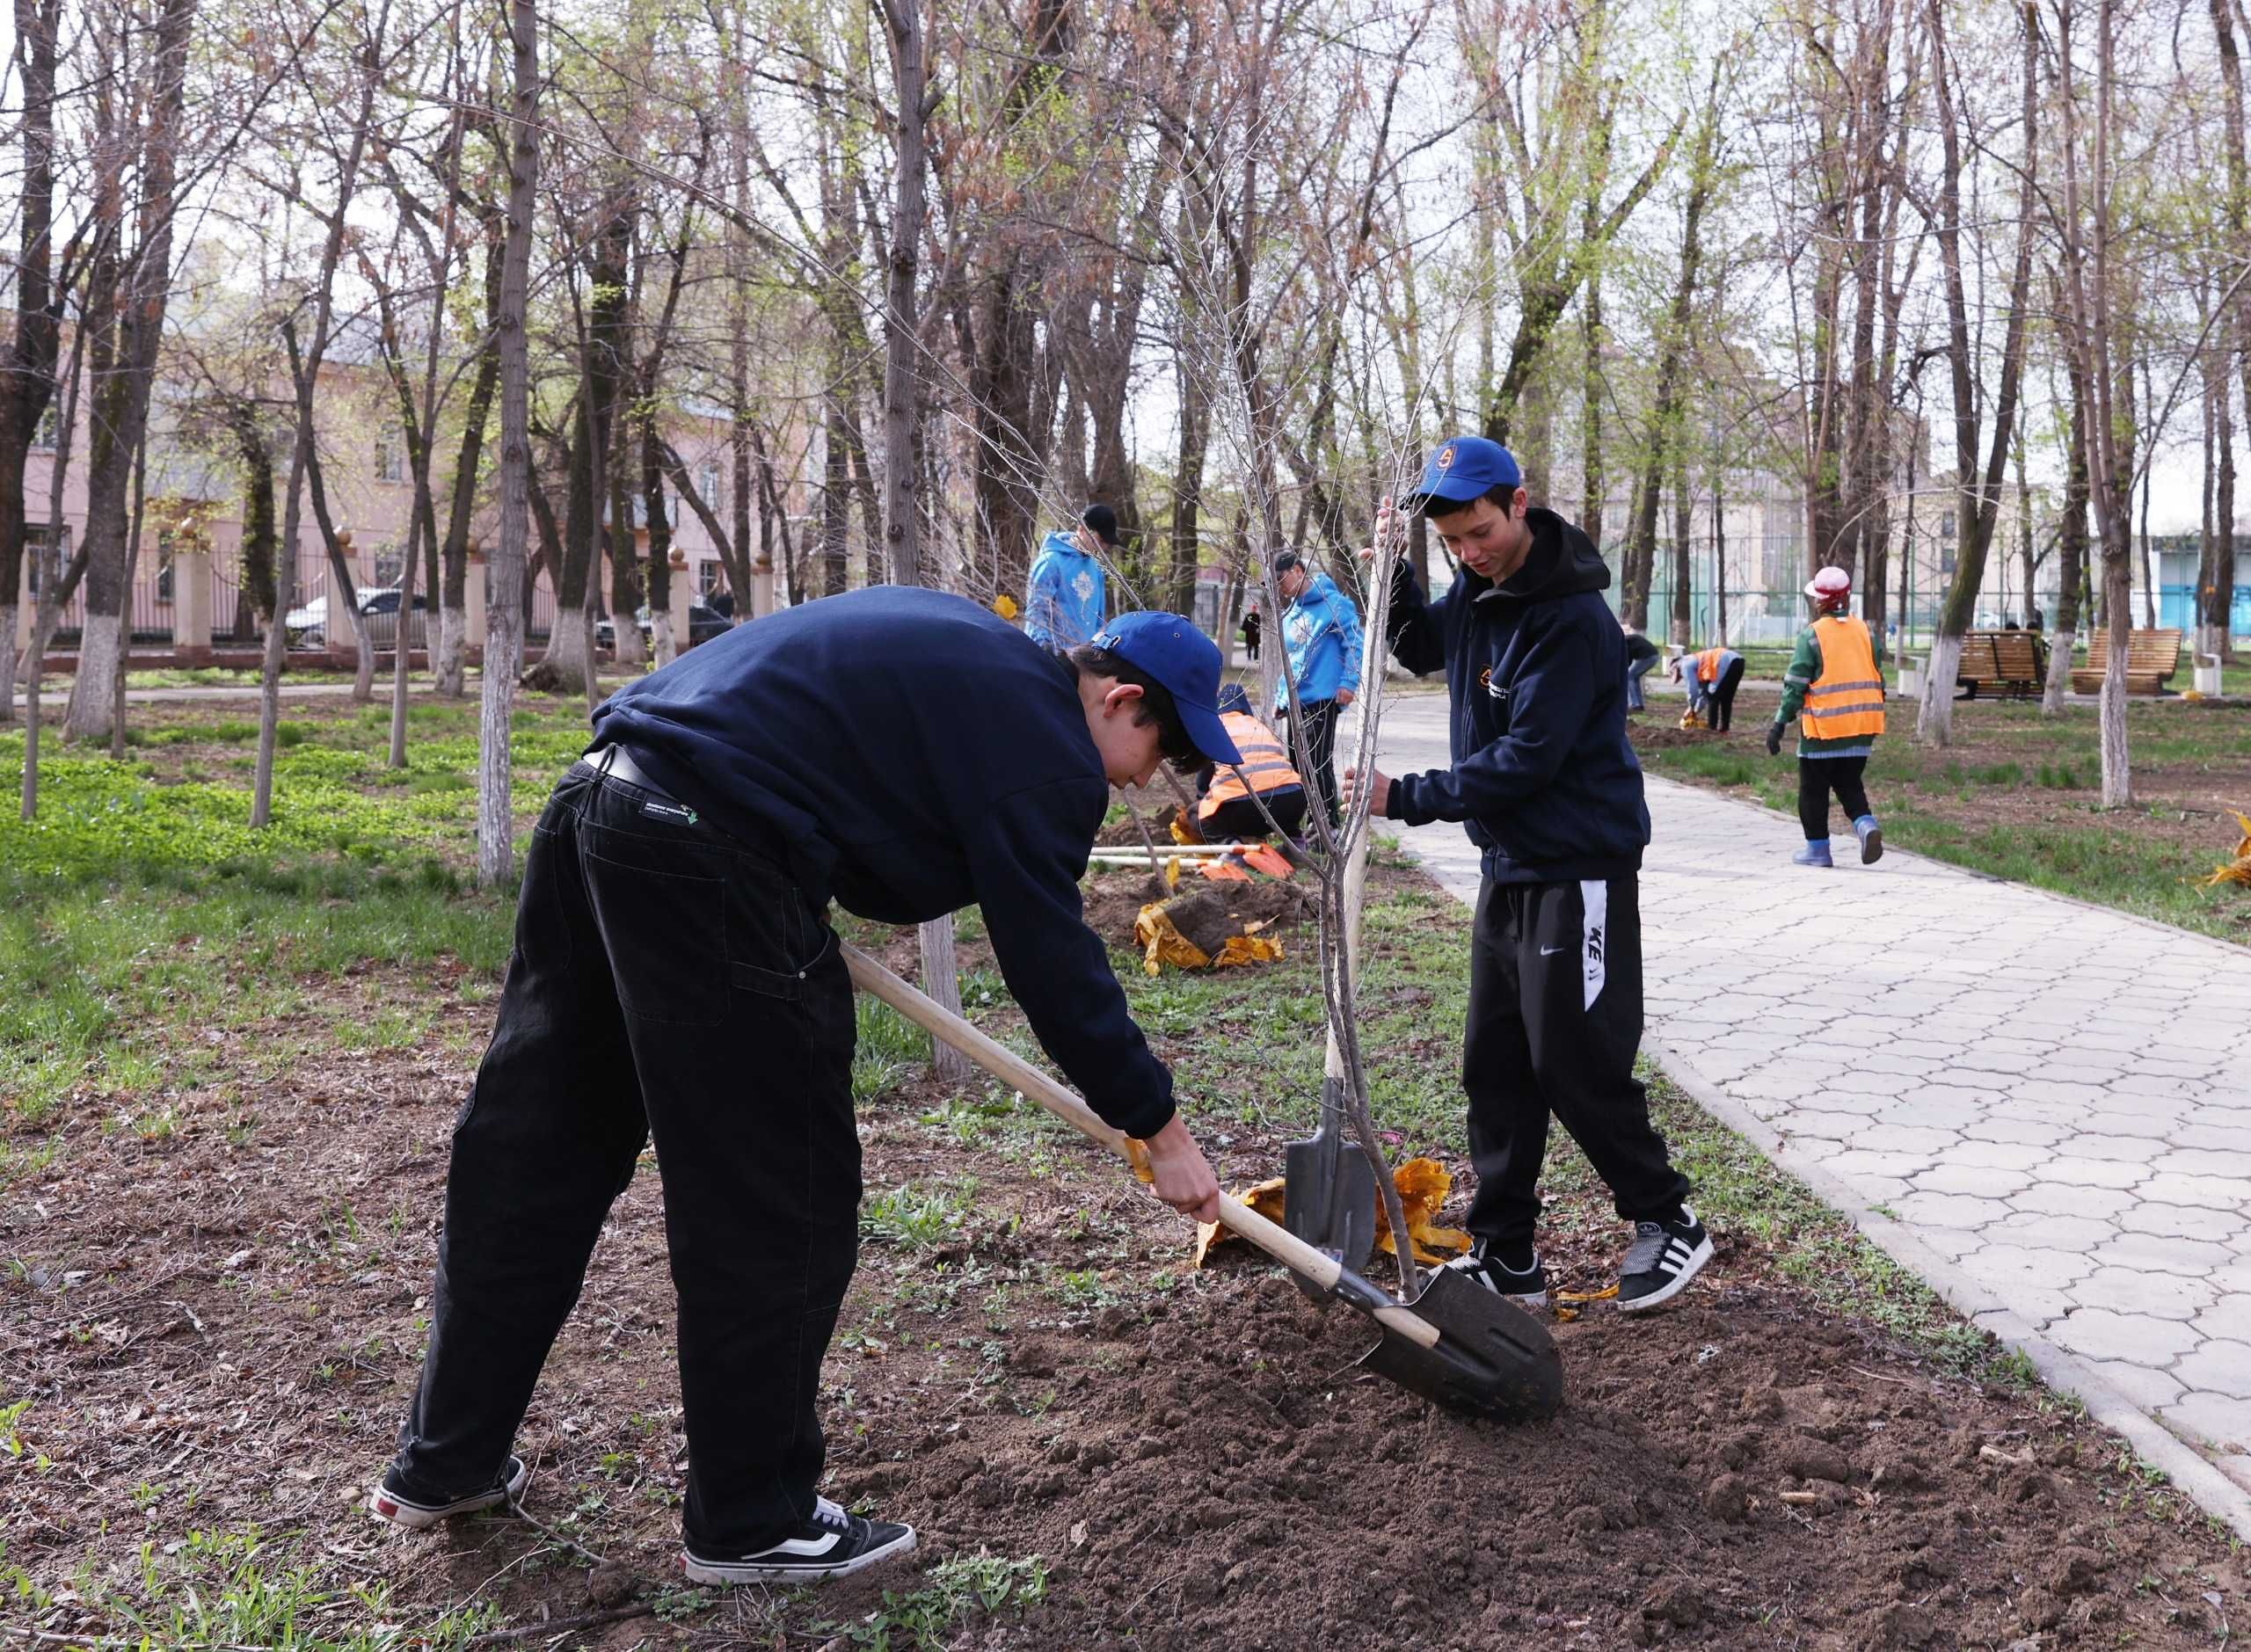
841, 942, 1439, 1351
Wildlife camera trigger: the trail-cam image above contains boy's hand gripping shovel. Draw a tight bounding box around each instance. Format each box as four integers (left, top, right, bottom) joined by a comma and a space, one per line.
842, 944, 1564, 1424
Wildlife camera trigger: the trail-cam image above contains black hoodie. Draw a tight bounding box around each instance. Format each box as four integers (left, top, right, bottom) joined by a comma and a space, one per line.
1383, 507, 1650, 883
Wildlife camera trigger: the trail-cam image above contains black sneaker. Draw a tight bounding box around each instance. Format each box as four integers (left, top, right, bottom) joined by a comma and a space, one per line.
683, 1496, 916, 1585
1616, 1206, 1714, 1313
1441, 1241, 1548, 1309
369, 1455, 528, 1530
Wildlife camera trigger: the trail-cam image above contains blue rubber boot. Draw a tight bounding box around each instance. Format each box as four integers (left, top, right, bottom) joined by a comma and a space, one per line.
1792, 840, 1833, 868
1854, 814, 1883, 864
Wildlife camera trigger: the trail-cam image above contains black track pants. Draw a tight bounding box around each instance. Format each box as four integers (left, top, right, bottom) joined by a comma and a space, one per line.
1709, 657, 1745, 730
390, 761, 859, 1556
1797, 755, 1872, 841
1286, 697, 1344, 826
1461, 874, 1691, 1250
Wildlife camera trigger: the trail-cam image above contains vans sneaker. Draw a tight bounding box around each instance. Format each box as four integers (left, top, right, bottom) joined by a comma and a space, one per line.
682, 1496, 916, 1585
1617, 1207, 1713, 1313
1441, 1241, 1549, 1310
370, 1455, 528, 1530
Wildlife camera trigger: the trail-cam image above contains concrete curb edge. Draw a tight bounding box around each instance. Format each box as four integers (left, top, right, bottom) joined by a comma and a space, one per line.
1650, 1035, 2251, 1544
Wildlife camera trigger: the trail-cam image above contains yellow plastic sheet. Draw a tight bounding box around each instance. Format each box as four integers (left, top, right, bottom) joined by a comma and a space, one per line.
1133, 903, 1283, 976
1192, 1157, 1473, 1268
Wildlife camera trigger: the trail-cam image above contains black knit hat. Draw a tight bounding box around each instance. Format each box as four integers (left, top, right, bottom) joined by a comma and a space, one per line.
1082, 504, 1119, 547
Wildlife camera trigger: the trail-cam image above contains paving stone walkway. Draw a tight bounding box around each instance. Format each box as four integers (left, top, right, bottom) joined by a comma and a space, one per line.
1374, 693, 2251, 1532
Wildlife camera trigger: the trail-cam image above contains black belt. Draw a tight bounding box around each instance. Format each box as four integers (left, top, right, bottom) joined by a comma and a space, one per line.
579, 744, 669, 797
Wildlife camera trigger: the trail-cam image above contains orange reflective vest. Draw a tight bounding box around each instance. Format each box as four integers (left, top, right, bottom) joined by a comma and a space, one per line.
1694, 647, 1726, 683
1198, 711, 1302, 819
1800, 616, 1886, 741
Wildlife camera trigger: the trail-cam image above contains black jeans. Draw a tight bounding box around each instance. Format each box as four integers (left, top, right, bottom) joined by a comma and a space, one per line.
1706, 657, 1745, 731
1461, 874, 1689, 1252
1797, 755, 1872, 841
390, 760, 860, 1555
1624, 654, 1657, 711
1286, 697, 1344, 826
1201, 787, 1307, 841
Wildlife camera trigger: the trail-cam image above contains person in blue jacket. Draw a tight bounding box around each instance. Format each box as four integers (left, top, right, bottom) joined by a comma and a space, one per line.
371, 591, 1230, 1590
1023, 503, 1118, 651
1342, 437, 1709, 1318
1270, 549, 1363, 826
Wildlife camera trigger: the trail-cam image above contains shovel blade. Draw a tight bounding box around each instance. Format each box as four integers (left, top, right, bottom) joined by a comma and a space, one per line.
1284, 1078, 1378, 1304
1361, 1268, 1564, 1423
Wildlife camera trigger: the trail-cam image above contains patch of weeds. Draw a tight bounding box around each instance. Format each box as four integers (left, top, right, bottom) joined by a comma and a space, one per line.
2036, 761, 2084, 790
820, 1553, 1048, 1650
853, 997, 925, 1104
860, 1182, 973, 1249
1972, 761, 2022, 787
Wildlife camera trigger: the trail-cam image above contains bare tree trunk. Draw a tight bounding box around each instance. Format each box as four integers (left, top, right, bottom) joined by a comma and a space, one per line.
2044, 344, 2091, 713
110, 439, 148, 758
0, 0, 62, 729
255, 0, 379, 819
479, 0, 538, 889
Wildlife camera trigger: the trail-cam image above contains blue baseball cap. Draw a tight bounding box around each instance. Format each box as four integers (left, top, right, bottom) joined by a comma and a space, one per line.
1089, 612, 1243, 767
1414, 436, 1522, 506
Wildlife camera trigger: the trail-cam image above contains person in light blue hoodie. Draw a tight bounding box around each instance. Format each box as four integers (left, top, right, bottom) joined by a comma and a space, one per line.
1023, 504, 1118, 651
1270, 549, 1363, 826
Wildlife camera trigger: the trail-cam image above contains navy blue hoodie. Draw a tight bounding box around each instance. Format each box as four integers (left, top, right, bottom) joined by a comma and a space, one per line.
1384, 507, 1650, 883
590, 586, 1173, 1138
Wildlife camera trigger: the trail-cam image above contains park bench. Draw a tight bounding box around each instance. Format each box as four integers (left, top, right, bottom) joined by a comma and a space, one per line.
2069, 628, 2182, 696
1955, 631, 2046, 700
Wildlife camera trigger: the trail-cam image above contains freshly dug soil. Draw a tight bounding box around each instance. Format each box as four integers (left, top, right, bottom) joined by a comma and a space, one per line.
1082, 865, 1314, 954
1, 864, 2240, 1648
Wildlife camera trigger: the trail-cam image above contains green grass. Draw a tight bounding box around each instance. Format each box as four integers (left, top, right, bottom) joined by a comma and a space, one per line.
2, 1525, 501, 1649
815, 1552, 1048, 1649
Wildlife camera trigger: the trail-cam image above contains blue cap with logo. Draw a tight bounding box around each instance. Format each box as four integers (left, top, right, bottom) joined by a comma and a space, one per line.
1414, 436, 1522, 505
1088, 612, 1243, 767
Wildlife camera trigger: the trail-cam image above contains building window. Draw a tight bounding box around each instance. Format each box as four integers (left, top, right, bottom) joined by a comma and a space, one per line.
24, 522, 67, 590
375, 431, 406, 484
697, 460, 720, 506
374, 545, 404, 586
31, 401, 59, 451
156, 549, 175, 602
1939, 513, 1956, 541
696, 560, 721, 596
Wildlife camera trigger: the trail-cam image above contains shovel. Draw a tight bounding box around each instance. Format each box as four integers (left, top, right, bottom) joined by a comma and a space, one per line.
1283, 833, 1378, 1303
843, 943, 1564, 1424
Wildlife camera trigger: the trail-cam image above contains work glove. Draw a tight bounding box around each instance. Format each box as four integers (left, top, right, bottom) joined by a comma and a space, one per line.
1765, 723, 1784, 757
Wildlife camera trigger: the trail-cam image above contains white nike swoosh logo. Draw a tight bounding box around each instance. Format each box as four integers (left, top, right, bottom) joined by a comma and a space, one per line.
1539, 945, 1567, 956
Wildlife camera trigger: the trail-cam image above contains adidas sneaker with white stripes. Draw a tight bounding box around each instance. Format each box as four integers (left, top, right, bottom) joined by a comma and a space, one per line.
1615, 1206, 1713, 1313
682, 1496, 915, 1584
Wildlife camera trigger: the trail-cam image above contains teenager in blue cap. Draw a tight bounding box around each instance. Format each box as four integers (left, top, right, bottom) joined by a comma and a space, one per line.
372, 588, 1229, 1586
1344, 437, 1710, 1315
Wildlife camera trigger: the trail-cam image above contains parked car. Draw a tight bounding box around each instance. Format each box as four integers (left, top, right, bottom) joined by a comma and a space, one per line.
594, 598, 733, 650
285, 586, 427, 649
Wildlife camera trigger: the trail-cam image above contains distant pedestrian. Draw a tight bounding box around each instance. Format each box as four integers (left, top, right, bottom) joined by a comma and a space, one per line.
1024, 504, 1118, 652
1767, 566, 1885, 868
1270, 549, 1362, 827
1241, 602, 1262, 662
1621, 622, 1661, 712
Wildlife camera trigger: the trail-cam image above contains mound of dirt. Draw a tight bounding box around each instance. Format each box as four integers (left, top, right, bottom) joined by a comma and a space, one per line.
1081, 866, 1312, 953
830, 1266, 2240, 1649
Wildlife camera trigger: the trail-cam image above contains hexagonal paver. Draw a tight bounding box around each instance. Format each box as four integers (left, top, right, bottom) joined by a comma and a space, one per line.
2036, 1156, 2149, 1191
1854, 1123, 1966, 1155
2161, 1392, 2251, 1456
2138, 1173, 2251, 1212
2208, 1296, 2251, 1343
2116, 1202, 2243, 1241
2081, 1358, 2186, 1411
2012, 1184, 2134, 1220
2046, 1309, 2205, 1364
2065, 1268, 2217, 1321
2089, 1233, 2238, 1275
2055, 1133, 2173, 1164
2172, 1342, 2251, 1401
1890, 1190, 2013, 1230
1913, 1163, 2035, 1199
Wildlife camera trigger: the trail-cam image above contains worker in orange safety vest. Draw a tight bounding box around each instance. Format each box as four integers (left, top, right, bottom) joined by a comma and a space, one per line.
1192, 683, 1308, 842
1766, 566, 1885, 868
1671, 644, 1745, 731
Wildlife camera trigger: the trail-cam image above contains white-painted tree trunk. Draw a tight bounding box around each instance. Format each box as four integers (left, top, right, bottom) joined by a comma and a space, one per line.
1916, 630, 1963, 746
541, 613, 594, 694
650, 610, 677, 668
62, 611, 119, 740
919, 917, 973, 1083
612, 613, 645, 670
2041, 624, 2075, 714
434, 605, 466, 696
2098, 638, 2131, 805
